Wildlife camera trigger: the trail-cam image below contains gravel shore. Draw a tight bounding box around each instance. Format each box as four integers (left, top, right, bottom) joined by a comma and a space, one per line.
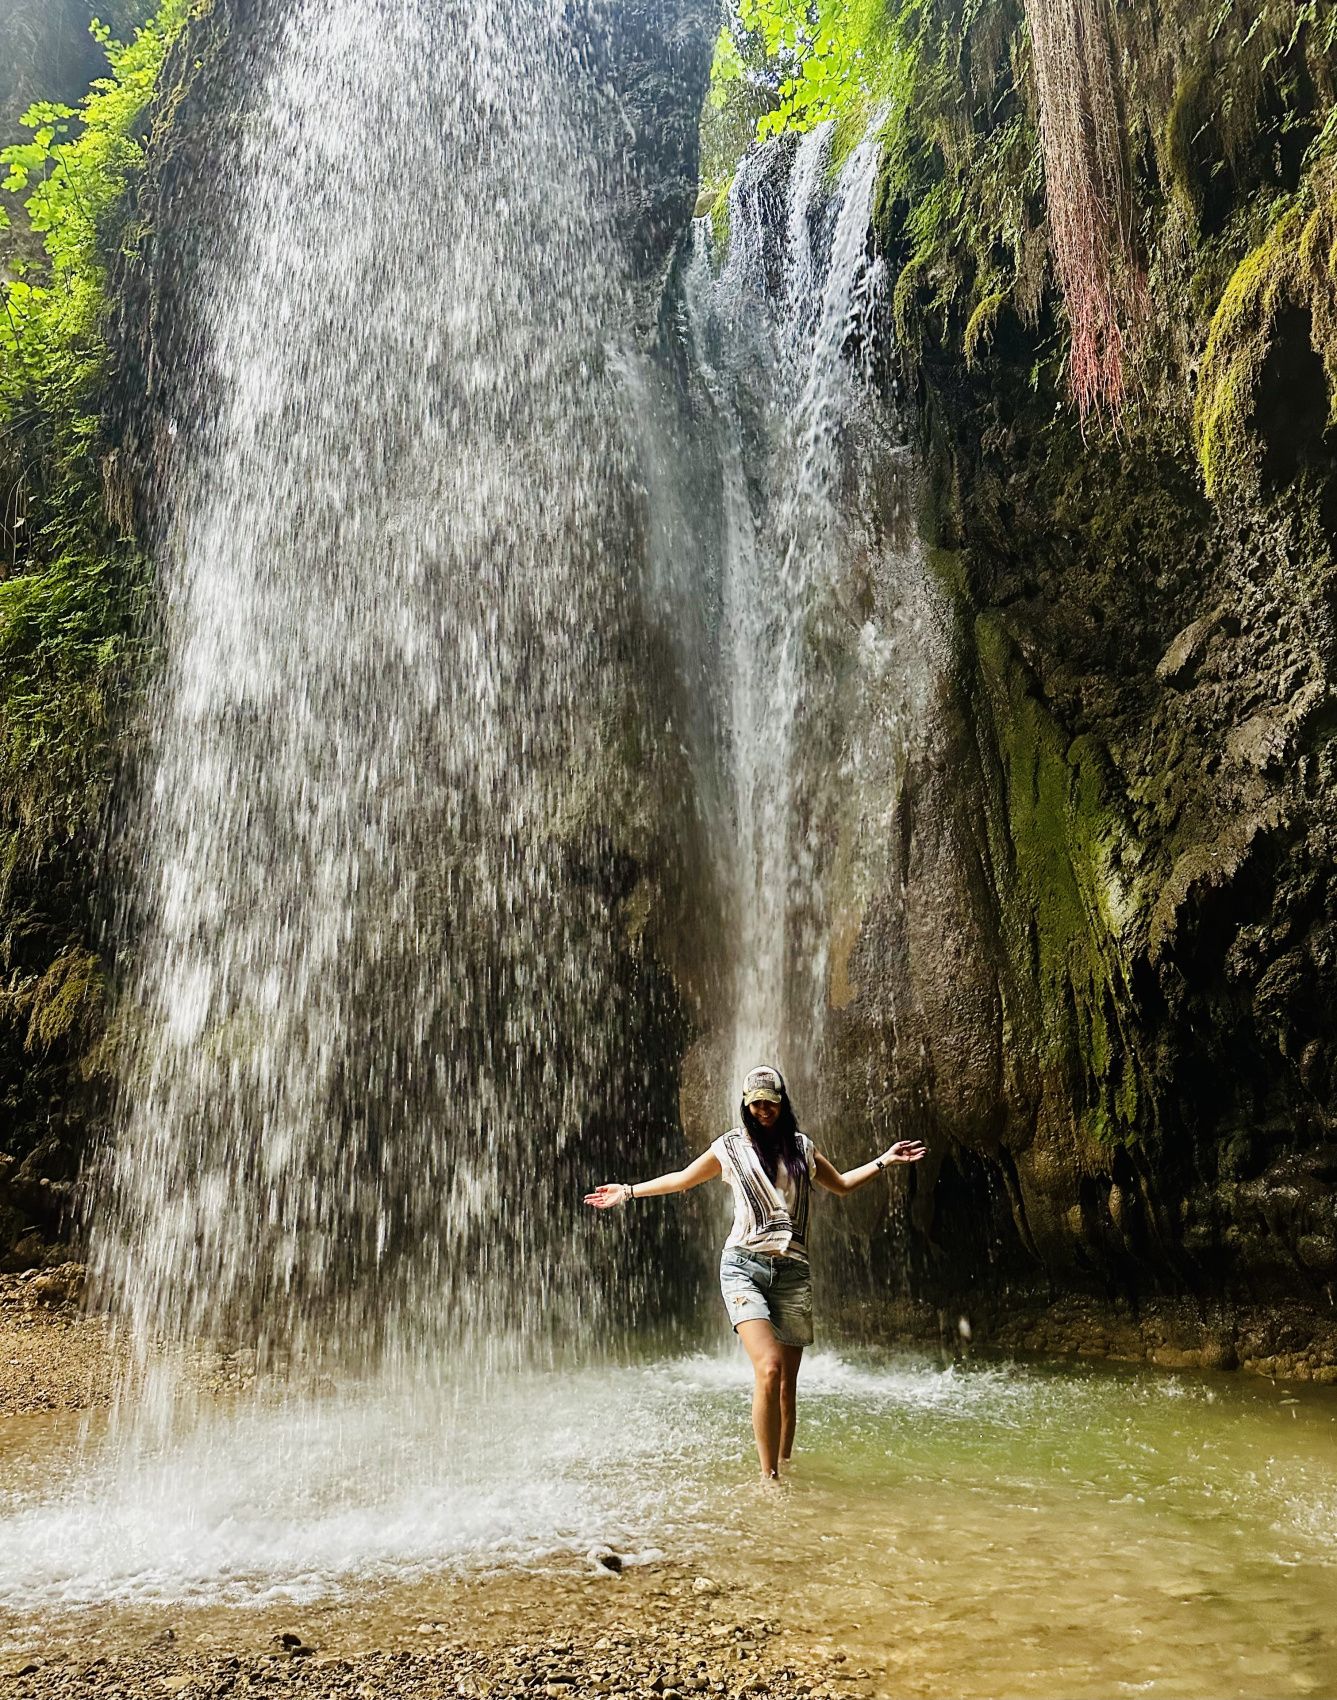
0, 1267, 124, 1415
2, 1572, 874, 1700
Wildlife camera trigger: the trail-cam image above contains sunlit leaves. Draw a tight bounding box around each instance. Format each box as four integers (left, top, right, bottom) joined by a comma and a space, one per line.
707, 29, 746, 108
0, 0, 187, 475
2, 6, 184, 309
714, 0, 879, 140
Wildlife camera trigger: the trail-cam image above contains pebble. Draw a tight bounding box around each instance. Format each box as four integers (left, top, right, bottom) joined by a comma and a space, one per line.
0, 1632, 860, 1700
0, 1540, 863, 1700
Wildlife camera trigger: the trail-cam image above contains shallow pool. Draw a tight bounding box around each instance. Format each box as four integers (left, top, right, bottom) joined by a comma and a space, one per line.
0, 1348, 1333, 1696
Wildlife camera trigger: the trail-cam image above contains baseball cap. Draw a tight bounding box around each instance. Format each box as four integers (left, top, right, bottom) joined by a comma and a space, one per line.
742, 1065, 783, 1106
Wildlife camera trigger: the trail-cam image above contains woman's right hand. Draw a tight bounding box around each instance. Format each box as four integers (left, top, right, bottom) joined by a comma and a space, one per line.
584, 1183, 629, 1209
880, 1140, 928, 1165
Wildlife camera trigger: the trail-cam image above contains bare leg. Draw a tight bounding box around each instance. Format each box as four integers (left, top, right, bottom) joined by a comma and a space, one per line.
736, 1320, 784, 1478
778, 1344, 802, 1464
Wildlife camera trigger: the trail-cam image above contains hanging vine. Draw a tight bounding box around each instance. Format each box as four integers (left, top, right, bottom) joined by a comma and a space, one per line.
1025, 0, 1144, 415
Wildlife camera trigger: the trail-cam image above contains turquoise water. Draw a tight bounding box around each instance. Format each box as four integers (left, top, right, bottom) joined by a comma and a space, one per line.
0, 1349, 1333, 1696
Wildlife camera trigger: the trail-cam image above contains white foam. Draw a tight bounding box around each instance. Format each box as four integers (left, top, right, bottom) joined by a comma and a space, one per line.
0, 1363, 730, 1614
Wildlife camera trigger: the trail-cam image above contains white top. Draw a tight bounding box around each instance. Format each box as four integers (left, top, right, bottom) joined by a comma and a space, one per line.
710, 1128, 816, 1262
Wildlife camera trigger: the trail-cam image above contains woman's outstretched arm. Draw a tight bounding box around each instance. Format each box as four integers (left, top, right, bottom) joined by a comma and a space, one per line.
585, 1149, 722, 1209
813, 1140, 926, 1198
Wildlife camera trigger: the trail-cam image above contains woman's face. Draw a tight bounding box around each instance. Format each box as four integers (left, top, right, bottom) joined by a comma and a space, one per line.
750, 1098, 780, 1129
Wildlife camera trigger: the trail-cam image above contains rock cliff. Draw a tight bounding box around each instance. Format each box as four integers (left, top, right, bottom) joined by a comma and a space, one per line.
816, 0, 1337, 1364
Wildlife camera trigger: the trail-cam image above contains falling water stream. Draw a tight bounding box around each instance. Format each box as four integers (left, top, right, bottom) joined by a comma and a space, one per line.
98, 0, 661, 1374
686, 127, 894, 1094
637, 123, 936, 1128
1, 9, 1335, 1695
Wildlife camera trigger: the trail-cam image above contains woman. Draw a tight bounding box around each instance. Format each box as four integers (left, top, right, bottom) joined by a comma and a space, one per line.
585, 1065, 926, 1479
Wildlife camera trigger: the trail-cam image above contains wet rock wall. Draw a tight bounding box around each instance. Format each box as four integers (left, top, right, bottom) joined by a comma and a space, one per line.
822, 0, 1337, 1354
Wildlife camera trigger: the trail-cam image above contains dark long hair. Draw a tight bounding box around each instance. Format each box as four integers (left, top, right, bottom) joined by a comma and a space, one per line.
740, 1071, 807, 1191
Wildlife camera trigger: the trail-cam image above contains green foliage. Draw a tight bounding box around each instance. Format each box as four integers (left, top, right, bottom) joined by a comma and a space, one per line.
1, 4, 187, 434
0, 0, 186, 876
706, 0, 903, 152
744, 0, 876, 138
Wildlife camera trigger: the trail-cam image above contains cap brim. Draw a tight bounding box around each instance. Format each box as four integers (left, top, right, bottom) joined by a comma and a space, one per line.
744, 1091, 783, 1105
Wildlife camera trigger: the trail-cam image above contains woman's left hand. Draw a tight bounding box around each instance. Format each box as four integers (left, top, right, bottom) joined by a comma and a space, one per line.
584, 1183, 629, 1209
881, 1140, 928, 1164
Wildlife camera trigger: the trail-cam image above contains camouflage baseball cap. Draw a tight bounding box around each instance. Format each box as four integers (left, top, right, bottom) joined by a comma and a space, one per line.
742, 1065, 784, 1105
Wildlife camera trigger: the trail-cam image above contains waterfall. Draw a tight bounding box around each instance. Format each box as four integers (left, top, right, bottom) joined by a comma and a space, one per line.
93, 0, 931, 1399
0, 30, 951, 1620
663, 124, 926, 1119
95, 0, 675, 1376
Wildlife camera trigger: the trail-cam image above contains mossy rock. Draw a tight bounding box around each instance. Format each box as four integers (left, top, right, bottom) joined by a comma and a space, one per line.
975, 614, 1153, 1149
1195, 180, 1337, 499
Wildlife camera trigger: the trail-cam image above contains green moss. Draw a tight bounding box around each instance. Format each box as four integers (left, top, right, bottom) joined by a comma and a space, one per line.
976, 615, 1152, 1149
1195, 183, 1337, 496
925, 544, 968, 600
891, 248, 930, 348
963, 287, 1006, 367
709, 180, 732, 252
20, 945, 102, 1052
1160, 66, 1209, 221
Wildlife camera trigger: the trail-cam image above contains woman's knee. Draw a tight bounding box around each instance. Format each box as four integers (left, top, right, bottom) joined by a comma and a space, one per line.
753, 1356, 784, 1394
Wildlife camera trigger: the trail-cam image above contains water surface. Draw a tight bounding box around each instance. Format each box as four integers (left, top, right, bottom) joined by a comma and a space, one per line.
1, 1350, 1332, 1696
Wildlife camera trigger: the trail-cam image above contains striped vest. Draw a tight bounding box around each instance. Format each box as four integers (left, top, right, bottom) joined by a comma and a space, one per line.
711, 1128, 815, 1260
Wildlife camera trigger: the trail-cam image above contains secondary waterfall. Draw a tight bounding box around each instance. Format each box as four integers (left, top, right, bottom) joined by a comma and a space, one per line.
643, 124, 930, 1133
95, 0, 680, 1374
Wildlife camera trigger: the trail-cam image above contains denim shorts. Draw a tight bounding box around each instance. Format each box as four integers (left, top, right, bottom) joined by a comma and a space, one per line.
719, 1247, 814, 1348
